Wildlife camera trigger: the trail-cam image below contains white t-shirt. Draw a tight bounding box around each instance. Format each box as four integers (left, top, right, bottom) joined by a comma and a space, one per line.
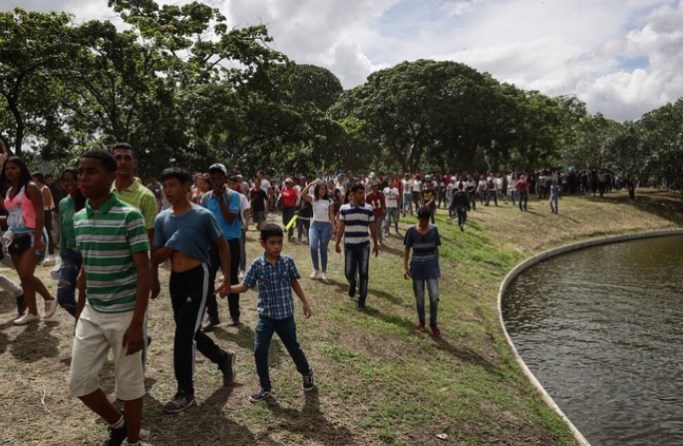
311, 198, 332, 223
260, 179, 271, 192
412, 180, 422, 193
238, 192, 250, 226
383, 187, 399, 208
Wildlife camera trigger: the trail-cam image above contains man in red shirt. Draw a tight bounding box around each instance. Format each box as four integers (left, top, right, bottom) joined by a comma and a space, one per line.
366, 181, 386, 246
516, 174, 529, 211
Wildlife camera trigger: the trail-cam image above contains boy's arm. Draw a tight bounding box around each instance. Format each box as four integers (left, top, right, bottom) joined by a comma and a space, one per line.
335, 221, 345, 252
123, 251, 150, 355
75, 264, 87, 320
230, 283, 249, 294
291, 278, 312, 318
403, 247, 411, 278
215, 236, 232, 296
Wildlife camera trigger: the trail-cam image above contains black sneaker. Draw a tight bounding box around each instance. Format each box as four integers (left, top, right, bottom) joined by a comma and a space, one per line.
101, 421, 127, 446
219, 351, 236, 386
162, 391, 196, 414
303, 369, 316, 392
248, 388, 273, 403
227, 317, 241, 327
201, 317, 220, 332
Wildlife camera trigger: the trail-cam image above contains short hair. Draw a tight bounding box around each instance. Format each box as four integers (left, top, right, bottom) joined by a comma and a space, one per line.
260, 223, 283, 241
160, 167, 192, 184
417, 207, 431, 220
81, 150, 118, 173
227, 174, 239, 184
31, 171, 46, 184
350, 183, 364, 193
112, 142, 134, 156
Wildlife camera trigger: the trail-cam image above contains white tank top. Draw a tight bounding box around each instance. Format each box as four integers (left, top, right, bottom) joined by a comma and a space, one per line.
311, 199, 331, 223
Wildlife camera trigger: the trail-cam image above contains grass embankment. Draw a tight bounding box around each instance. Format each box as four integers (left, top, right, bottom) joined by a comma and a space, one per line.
0, 189, 681, 446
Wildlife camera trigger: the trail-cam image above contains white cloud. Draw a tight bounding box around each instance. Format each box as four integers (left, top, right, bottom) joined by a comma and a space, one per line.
2, 0, 683, 120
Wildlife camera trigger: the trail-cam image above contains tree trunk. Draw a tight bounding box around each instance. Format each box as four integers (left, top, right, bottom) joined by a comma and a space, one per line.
627, 181, 635, 200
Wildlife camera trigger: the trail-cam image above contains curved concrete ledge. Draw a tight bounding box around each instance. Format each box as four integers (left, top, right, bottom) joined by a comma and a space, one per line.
497, 228, 683, 446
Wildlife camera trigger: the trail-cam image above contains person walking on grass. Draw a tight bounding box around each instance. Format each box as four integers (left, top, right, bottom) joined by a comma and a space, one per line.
383, 180, 400, 236
68, 150, 150, 446
449, 183, 470, 231
154, 168, 236, 414
300, 178, 334, 281
549, 180, 560, 214
0, 156, 56, 325
228, 224, 315, 403
200, 164, 242, 330
335, 183, 380, 310
516, 174, 530, 211
56, 167, 86, 317
403, 207, 442, 337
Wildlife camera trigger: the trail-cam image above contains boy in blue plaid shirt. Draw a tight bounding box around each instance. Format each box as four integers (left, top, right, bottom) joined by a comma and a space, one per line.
228, 224, 315, 402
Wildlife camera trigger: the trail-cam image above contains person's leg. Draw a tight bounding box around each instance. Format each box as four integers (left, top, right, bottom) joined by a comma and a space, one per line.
319, 222, 331, 274
309, 222, 320, 272
485, 191, 490, 206
494, 191, 498, 206
44, 210, 55, 256
456, 207, 464, 227
274, 316, 311, 375
227, 238, 241, 323
12, 250, 41, 316
254, 316, 276, 391
205, 242, 221, 323
344, 244, 357, 295
239, 229, 246, 272
169, 270, 197, 395
0, 274, 25, 313
426, 277, 440, 325
57, 250, 81, 317
376, 216, 384, 244
393, 208, 400, 233
358, 243, 370, 307
413, 278, 426, 325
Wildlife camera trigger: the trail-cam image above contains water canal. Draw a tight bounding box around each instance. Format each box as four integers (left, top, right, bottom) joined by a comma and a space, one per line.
503, 235, 683, 446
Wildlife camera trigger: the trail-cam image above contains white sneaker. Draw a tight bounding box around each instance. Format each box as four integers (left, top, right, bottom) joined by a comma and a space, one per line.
310, 270, 320, 279
320, 272, 329, 281
14, 312, 40, 325
44, 299, 58, 319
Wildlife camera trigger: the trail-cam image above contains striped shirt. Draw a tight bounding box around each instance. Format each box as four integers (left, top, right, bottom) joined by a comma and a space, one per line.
74, 194, 150, 313
339, 201, 375, 245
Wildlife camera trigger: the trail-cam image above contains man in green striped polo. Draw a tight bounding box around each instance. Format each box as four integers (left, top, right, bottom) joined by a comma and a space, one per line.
68, 150, 150, 446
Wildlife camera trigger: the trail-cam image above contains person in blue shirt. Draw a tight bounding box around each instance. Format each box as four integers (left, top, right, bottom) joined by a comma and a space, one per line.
549, 180, 561, 214
229, 224, 315, 403
154, 167, 236, 414
403, 207, 442, 337
200, 163, 243, 329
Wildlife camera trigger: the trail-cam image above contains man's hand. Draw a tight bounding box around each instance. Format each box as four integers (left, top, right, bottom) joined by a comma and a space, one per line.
373, 244, 380, 257
151, 273, 161, 299
302, 302, 312, 319
216, 280, 230, 298
122, 322, 145, 355
403, 267, 410, 279
335, 244, 341, 254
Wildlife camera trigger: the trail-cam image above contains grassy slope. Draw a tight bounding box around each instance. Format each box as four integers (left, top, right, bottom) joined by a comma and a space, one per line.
0, 190, 680, 446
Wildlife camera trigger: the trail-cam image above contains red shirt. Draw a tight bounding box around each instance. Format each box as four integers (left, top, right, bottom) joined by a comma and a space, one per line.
516, 179, 529, 193
281, 186, 298, 207
366, 190, 386, 217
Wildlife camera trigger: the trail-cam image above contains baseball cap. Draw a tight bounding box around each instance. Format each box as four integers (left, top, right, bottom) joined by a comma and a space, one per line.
208, 163, 228, 176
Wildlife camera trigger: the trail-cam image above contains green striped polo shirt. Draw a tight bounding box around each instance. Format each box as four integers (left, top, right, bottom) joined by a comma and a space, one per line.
74, 193, 150, 313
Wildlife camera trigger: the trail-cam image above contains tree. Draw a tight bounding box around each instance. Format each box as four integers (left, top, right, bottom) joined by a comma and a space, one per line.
0, 8, 76, 155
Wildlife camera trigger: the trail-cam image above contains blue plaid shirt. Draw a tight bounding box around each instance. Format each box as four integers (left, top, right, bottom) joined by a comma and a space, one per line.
243, 254, 301, 319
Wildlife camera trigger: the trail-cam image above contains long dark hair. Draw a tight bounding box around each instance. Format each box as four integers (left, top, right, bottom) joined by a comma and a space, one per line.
62, 167, 86, 212
0, 156, 32, 198
313, 182, 329, 200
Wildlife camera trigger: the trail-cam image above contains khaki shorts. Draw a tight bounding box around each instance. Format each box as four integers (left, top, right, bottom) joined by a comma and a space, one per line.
68, 305, 146, 401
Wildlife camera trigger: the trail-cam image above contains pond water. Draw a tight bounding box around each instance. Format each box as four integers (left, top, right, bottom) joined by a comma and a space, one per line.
503, 236, 683, 446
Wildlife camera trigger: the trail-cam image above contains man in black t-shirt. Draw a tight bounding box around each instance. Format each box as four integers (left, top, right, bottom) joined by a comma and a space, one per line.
249, 179, 269, 230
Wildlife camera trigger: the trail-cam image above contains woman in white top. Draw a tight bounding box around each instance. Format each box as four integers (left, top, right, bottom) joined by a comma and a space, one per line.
301, 179, 335, 280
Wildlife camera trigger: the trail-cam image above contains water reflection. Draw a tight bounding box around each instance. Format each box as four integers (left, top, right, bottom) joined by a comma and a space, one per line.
503, 236, 683, 446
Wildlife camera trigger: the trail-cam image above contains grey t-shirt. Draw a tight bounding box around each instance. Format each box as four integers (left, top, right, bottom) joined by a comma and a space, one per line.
154, 205, 221, 264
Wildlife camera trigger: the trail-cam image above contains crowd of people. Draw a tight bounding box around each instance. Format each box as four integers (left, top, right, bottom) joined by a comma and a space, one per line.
0, 139, 620, 446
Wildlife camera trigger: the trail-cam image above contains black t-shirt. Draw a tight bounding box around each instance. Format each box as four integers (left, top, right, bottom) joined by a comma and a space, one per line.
249, 189, 268, 212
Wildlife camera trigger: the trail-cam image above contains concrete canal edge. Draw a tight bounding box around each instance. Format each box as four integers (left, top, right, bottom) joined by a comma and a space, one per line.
497, 228, 683, 446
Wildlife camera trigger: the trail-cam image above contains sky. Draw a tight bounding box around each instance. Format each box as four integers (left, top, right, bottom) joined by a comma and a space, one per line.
3, 0, 683, 121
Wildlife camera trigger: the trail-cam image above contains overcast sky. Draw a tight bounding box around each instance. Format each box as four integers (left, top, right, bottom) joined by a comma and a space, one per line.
3, 0, 683, 121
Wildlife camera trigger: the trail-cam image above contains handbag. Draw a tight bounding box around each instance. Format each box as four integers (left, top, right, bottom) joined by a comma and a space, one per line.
7, 233, 31, 255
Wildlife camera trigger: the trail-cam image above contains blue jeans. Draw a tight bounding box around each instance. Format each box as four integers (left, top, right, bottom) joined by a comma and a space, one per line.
402, 193, 412, 216
309, 221, 332, 272
486, 190, 498, 206
254, 315, 311, 391
57, 249, 82, 317
385, 208, 399, 234
518, 191, 528, 211
345, 242, 370, 306
413, 277, 439, 324
456, 206, 467, 226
